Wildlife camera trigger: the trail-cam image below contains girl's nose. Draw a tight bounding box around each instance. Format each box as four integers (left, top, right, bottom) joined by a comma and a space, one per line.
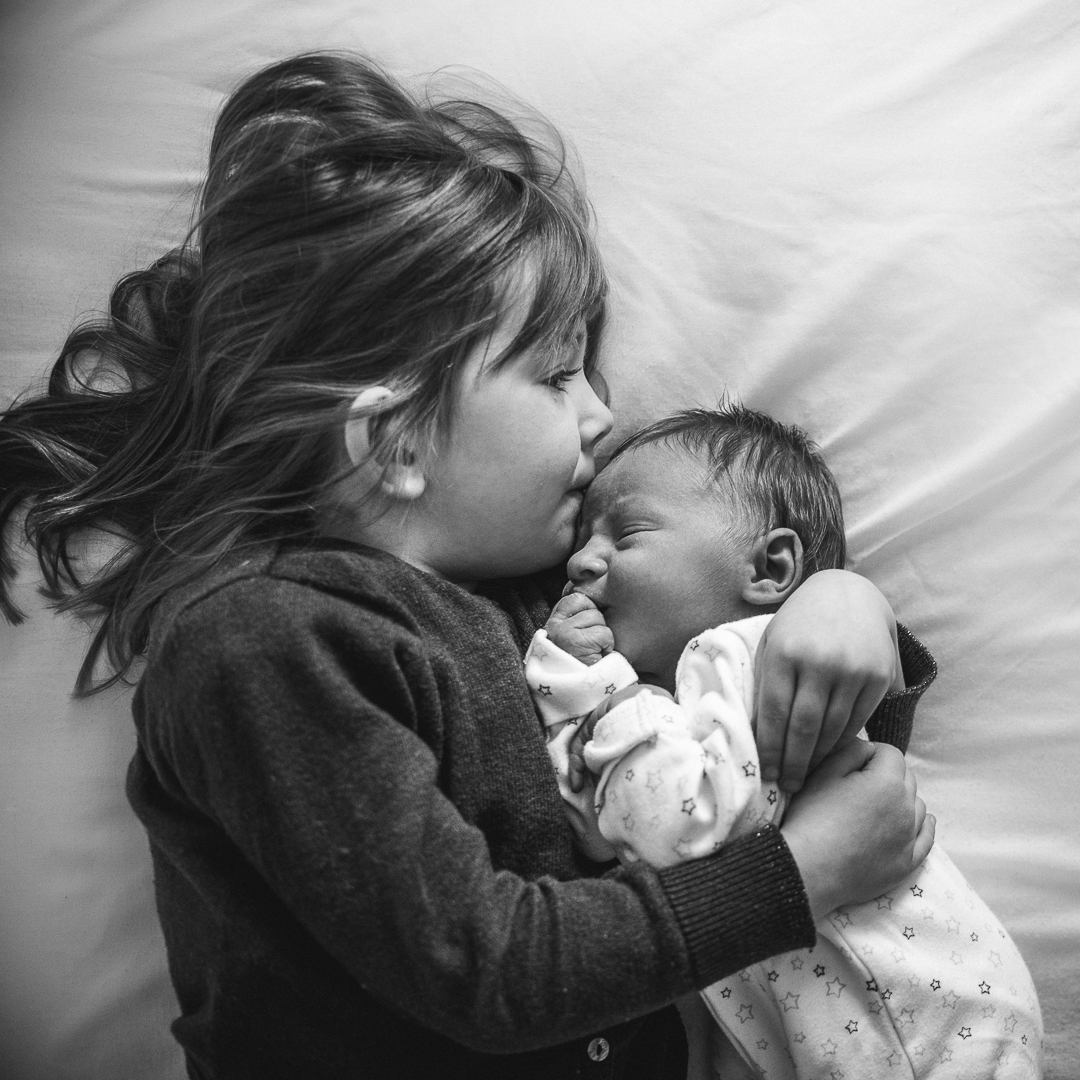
567, 539, 607, 585
577, 376, 614, 451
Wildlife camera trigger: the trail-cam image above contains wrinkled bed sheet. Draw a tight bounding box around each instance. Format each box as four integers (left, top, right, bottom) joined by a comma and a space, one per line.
1, 1, 1078, 1077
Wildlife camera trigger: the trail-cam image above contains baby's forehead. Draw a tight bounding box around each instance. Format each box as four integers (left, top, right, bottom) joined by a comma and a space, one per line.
583, 441, 717, 516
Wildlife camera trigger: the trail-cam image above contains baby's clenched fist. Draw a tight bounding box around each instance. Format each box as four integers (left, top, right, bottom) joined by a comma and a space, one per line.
544, 591, 613, 666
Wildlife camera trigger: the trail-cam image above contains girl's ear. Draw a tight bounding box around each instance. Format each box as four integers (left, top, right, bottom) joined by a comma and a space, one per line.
743, 528, 804, 607
343, 386, 427, 502
378, 456, 426, 501
343, 386, 393, 467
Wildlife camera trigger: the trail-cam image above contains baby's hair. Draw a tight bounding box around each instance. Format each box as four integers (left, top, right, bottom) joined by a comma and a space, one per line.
610, 402, 846, 577
0, 51, 607, 692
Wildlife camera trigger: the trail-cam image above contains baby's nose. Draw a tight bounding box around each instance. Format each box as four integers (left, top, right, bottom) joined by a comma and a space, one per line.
567, 541, 606, 584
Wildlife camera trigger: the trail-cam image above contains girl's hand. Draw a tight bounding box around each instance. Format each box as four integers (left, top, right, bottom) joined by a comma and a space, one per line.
780, 739, 935, 919
754, 569, 902, 793
546, 591, 614, 666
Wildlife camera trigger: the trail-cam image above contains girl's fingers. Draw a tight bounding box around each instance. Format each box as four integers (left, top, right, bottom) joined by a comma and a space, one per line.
912, 809, 936, 867
904, 765, 918, 801
754, 664, 797, 782
777, 681, 831, 792
844, 680, 883, 741
806, 682, 860, 774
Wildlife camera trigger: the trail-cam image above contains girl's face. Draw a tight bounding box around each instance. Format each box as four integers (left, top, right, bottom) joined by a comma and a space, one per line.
414, 303, 613, 586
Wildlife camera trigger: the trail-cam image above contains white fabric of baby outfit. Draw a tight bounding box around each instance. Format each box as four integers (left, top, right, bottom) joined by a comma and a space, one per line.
523, 615, 1043, 1079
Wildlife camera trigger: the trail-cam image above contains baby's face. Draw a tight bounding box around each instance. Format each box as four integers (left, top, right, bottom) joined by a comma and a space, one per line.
567, 442, 755, 689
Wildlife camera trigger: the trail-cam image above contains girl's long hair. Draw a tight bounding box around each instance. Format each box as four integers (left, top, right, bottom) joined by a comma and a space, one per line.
0, 52, 607, 692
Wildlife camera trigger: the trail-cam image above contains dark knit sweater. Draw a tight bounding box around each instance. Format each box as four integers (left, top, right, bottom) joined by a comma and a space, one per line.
126, 539, 935, 1079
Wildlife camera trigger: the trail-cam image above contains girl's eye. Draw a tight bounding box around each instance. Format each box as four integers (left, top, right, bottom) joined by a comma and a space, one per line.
545, 366, 582, 391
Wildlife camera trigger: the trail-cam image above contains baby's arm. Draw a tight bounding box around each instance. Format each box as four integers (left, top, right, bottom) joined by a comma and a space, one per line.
584, 688, 773, 868
585, 620, 784, 868
524, 594, 639, 861
524, 594, 639, 727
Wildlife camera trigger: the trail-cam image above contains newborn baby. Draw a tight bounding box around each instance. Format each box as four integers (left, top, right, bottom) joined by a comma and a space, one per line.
525, 404, 1042, 1079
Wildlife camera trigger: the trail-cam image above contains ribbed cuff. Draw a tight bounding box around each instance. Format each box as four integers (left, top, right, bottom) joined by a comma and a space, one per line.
865, 623, 938, 753
657, 824, 815, 988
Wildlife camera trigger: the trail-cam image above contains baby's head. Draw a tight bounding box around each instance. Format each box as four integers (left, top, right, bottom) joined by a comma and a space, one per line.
567, 404, 845, 687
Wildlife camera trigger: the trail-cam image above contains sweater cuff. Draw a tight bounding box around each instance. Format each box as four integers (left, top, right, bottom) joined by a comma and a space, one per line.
656, 824, 815, 987
865, 623, 937, 753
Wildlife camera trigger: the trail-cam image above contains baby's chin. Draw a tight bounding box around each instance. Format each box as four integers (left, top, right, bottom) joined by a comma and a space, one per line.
611, 635, 676, 691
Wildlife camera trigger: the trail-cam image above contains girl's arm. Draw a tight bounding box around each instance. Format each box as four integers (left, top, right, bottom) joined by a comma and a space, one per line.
135, 569, 932, 1053
135, 573, 801, 1053
753, 568, 935, 792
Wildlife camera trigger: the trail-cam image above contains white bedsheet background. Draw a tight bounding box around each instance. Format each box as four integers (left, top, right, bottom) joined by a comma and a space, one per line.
2, 1, 1078, 1077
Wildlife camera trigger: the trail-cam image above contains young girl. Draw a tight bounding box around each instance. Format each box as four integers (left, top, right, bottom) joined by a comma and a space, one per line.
0, 52, 934, 1078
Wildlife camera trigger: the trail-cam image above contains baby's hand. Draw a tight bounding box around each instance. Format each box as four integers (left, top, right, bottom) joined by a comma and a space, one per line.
566, 684, 675, 792
755, 569, 902, 793
545, 591, 613, 666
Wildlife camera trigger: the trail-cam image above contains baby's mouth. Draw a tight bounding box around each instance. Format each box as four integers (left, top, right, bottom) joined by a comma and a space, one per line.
561, 582, 608, 612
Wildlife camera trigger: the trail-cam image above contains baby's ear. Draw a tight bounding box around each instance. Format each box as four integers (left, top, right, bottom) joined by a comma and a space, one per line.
743, 528, 803, 607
